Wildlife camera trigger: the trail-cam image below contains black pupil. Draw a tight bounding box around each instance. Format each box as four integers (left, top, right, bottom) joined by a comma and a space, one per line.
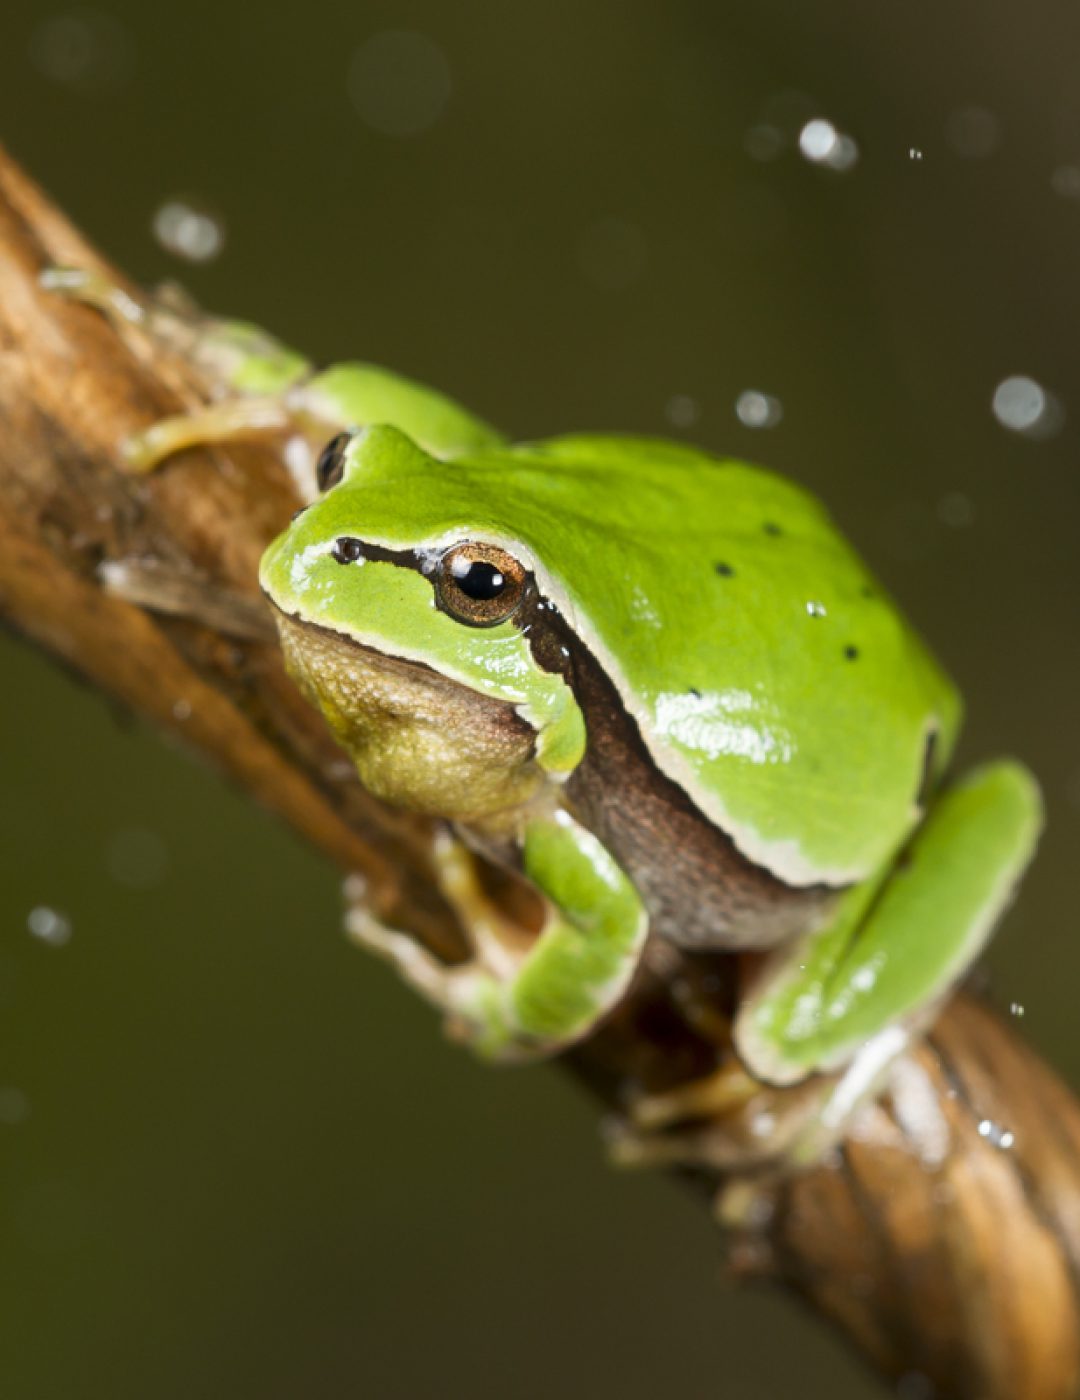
452, 557, 505, 600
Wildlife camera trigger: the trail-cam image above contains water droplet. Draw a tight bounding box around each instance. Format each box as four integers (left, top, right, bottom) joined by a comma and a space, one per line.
798, 119, 859, 171
1051, 165, 1080, 201
806, 600, 827, 618
29, 9, 134, 94
665, 394, 700, 429
735, 390, 783, 429
828, 135, 860, 172
944, 106, 999, 159
977, 1118, 1015, 1150
152, 198, 226, 263
1009, 1002, 1026, 1018
909, 146, 925, 161
577, 219, 648, 291
106, 828, 168, 890
937, 491, 974, 528
27, 907, 71, 947
799, 118, 837, 160
991, 375, 1064, 439
348, 30, 451, 137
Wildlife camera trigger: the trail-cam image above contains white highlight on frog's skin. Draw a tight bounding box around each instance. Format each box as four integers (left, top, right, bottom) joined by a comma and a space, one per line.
909, 147, 924, 161
735, 390, 783, 429
27, 906, 72, 946
152, 198, 226, 263
287, 542, 342, 594
797, 119, 859, 171
628, 586, 661, 628
824, 951, 889, 1022
349, 30, 451, 137
655, 690, 794, 766
991, 375, 1065, 439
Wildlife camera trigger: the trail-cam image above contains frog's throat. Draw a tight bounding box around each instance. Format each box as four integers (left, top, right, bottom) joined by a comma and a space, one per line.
271, 606, 550, 823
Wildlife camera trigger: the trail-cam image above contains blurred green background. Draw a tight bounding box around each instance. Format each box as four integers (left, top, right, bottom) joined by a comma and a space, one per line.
1, 2, 1078, 1396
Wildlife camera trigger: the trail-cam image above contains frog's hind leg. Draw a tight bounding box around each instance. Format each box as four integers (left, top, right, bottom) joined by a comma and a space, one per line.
614, 761, 1041, 1178
736, 760, 1042, 1093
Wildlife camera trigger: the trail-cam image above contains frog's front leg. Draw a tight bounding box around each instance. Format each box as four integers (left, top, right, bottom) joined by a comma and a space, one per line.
618, 760, 1042, 1174
348, 811, 648, 1060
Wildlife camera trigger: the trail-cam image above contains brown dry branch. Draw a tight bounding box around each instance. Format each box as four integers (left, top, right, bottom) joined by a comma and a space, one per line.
1, 143, 1078, 1400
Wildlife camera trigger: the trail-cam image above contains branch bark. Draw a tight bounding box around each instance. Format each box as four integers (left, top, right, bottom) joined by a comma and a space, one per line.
2, 143, 1078, 1400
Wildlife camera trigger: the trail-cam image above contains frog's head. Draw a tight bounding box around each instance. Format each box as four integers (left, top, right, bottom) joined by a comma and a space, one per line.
259, 426, 585, 820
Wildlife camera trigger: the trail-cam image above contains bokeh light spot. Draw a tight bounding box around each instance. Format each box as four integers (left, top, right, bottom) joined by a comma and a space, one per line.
349, 30, 451, 137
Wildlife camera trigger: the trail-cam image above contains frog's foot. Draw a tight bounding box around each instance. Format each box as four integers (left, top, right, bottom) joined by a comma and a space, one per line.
611, 1025, 947, 1233
346, 812, 648, 1063
98, 558, 277, 641
344, 836, 534, 1061
609, 1059, 831, 1177
41, 265, 151, 328
120, 399, 295, 474
42, 265, 319, 484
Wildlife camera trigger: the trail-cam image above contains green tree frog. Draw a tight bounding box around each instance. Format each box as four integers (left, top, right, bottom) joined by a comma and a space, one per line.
46, 270, 1042, 1163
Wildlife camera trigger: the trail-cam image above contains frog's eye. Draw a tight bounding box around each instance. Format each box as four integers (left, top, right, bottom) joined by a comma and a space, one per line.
435, 543, 527, 627
315, 432, 352, 493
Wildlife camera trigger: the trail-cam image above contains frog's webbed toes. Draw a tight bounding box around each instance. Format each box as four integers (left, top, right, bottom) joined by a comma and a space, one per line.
119, 399, 295, 475
342, 854, 531, 1060
40, 265, 149, 326
611, 1060, 828, 1175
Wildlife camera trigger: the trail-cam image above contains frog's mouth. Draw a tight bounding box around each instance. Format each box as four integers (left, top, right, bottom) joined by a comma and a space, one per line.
267, 601, 544, 821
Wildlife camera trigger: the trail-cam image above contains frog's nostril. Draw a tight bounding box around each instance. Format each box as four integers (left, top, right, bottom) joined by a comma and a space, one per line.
332, 536, 365, 565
